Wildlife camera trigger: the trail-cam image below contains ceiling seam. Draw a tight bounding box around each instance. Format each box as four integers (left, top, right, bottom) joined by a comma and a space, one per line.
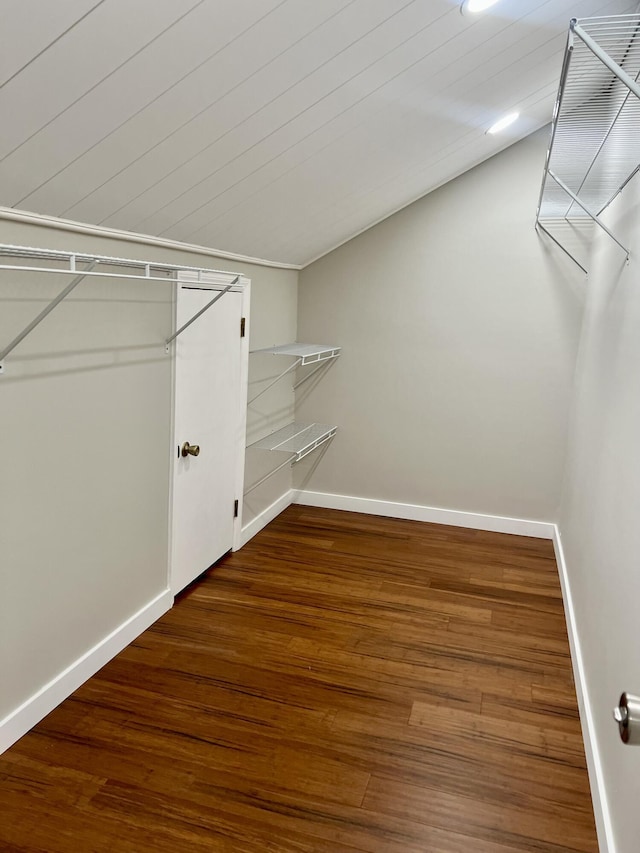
177, 3, 568, 245
94, 0, 420, 233
0, 0, 108, 91
83, 0, 364, 226
138, 1, 449, 238
189, 16, 567, 252
18, 0, 292, 213
168, 4, 466, 244
6, 0, 207, 177
298, 122, 555, 267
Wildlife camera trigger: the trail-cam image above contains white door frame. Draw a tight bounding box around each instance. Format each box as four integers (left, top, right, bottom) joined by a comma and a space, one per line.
167, 271, 250, 596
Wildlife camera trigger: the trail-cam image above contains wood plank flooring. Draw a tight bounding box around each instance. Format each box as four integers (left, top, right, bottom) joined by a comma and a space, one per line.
0, 506, 598, 852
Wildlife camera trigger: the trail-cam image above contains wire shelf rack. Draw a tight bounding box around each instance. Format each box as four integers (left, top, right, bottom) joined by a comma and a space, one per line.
536, 14, 640, 272
250, 343, 341, 365
244, 422, 337, 495
0, 243, 243, 373
250, 422, 337, 462
247, 343, 341, 404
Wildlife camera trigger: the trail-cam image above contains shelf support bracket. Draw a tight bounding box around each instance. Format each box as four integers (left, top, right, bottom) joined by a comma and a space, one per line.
244, 453, 296, 495
166, 276, 239, 352
248, 358, 302, 404
0, 260, 97, 373
293, 358, 334, 391
548, 171, 630, 257
535, 221, 588, 275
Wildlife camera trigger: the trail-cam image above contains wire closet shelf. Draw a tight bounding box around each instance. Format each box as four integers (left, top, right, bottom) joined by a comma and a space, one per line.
536, 14, 640, 273
247, 343, 341, 404
0, 243, 243, 372
245, 423, 337, 496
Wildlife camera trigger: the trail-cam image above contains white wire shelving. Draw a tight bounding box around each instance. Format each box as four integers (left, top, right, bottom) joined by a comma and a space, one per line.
251, 343, 341, 363
536, 14, 640, 273
0, 243, 243, 373
245, 422, 337, 495
247, 342, 341, 404
251, 422, 337, 460
245, 344, 340, 495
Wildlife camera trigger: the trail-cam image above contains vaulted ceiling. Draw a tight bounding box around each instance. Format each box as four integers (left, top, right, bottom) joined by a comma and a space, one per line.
1, 0, 638, 265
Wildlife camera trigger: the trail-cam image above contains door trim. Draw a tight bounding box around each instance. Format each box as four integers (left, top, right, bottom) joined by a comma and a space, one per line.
167, 271, 250, 595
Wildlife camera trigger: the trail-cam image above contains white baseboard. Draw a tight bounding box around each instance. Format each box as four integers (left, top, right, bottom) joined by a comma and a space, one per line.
0, 589, 172, 754
239, 489, 295, 548
552, 527, 614, 853
293, 490, 555, 539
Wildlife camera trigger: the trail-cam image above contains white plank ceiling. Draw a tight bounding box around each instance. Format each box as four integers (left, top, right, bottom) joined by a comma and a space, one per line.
1, 0, 638, 265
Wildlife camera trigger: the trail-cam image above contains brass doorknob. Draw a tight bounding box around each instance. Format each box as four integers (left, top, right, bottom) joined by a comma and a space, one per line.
181, 441, 200, 458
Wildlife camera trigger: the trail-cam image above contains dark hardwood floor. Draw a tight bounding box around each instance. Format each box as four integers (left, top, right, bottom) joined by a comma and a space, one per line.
0, 506, 598, 852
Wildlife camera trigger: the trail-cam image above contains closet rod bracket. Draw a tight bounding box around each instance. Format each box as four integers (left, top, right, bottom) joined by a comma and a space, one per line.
248, 358, 302, 404
0, 260, 97, 373
535, 221, 588, 274
548, 171, 630, 258
165, 276, 239, 350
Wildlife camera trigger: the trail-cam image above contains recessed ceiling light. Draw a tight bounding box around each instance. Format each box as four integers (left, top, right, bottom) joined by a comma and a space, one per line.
461, 0, 500, 14
486, 111, 520, 134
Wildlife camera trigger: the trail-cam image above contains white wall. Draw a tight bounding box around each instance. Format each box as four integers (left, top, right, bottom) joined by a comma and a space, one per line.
558, 172, 640, 853
0, 215, 296, 740
296, 129, 584, 522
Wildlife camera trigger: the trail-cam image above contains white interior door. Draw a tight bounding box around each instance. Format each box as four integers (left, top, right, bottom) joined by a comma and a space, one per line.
171, 281, 243, 595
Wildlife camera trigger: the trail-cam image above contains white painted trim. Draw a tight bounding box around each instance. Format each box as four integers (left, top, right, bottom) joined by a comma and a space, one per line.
0, 206, 301, 271
239, 489, 295, 548
0, 589, 172, 754
552, 526, 614, 853
293, 490, 555, 539
166, 281, 178, 591
233, 281, 251, 551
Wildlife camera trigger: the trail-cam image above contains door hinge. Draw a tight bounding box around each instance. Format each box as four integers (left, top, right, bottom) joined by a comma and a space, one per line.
233, 499, 239, 518
240, 317, 246, 337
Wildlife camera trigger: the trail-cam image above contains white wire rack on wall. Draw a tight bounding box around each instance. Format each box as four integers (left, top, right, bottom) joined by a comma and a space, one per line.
244, 344, 340, 495
536, 14, 640, 273
248, 342, 341, 404
245, 422, 337, 496
0, 243, 243, 373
